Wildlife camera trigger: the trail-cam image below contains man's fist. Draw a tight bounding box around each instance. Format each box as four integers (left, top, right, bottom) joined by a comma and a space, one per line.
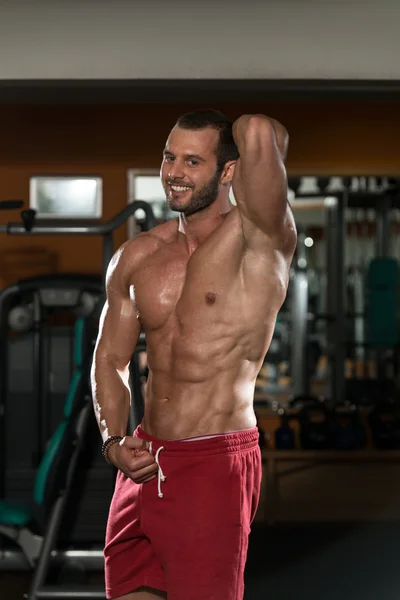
108, 436, 158, 484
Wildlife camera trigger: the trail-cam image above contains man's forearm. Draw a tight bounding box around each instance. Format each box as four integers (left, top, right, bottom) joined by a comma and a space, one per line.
233, 114, 289, 162
91, 358, 131, 443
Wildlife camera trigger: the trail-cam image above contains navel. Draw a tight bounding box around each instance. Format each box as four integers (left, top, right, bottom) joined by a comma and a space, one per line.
205, 292, 216, 305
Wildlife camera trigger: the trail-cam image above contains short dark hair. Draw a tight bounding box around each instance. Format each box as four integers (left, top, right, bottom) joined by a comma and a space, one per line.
175, 109, 239, 173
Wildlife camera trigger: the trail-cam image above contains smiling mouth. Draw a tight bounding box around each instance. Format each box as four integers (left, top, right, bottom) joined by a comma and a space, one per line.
169, 184, 192, 194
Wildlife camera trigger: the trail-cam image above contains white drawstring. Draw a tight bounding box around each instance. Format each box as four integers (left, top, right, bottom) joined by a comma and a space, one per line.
148, 442, 166, 498
155, 446, 166, 498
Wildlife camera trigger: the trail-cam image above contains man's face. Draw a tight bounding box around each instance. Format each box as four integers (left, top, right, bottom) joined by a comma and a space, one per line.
160, 126, 222, 217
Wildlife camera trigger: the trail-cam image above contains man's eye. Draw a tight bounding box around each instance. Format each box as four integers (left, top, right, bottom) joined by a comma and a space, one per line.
165, 155, 174, 162
188, 160, 198, 166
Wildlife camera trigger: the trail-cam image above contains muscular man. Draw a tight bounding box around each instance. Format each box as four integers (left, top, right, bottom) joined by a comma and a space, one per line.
91, 109, 297, 600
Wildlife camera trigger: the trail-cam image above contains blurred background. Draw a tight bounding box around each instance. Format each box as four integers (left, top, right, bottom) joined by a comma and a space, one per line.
1, 1, 400, 599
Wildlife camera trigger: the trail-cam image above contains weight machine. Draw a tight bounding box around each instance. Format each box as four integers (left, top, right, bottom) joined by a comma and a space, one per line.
0, 200, 156, 599
287, 176, 400, 408
0, 200, 156, 279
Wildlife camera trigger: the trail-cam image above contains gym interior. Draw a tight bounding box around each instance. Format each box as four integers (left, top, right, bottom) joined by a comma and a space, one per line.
1, 4, 400, 599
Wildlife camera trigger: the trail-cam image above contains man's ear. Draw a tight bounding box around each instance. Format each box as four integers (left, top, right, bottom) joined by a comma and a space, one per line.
220, 161, 237, 185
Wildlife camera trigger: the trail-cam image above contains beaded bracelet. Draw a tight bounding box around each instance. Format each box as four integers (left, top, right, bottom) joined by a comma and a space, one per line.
102, 435, 123, 464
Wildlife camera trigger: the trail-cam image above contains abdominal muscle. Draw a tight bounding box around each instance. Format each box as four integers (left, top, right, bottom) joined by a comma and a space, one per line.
139, 337, 261, 441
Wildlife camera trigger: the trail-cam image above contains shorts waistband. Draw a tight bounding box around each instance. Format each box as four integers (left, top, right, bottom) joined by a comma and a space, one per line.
134, 425, 259, 457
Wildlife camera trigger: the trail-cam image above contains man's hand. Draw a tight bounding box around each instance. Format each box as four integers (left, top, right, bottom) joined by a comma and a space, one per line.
107, 436, 159, 484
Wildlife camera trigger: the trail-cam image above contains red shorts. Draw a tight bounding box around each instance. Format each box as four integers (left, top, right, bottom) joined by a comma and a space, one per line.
104, 426, 262, 600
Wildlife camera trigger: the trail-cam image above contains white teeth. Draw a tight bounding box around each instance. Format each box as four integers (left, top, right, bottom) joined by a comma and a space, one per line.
171, 185, 191, 192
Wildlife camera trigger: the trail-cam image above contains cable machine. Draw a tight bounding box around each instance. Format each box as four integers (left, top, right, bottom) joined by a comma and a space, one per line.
0, 200, 156, 545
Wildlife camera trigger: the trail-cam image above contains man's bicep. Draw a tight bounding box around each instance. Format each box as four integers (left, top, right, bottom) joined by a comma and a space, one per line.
95, 284, 141, 370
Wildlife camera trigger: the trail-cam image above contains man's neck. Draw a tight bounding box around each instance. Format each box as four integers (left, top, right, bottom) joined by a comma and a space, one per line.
177, 198, 233, 255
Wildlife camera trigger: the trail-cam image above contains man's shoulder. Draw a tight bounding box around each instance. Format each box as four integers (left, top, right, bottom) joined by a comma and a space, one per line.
127, 219, 177, 255
110, 220, 177, 275
148, 218, 179, 243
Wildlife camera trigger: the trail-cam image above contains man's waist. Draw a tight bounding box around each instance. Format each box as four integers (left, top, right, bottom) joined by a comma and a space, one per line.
134, 423, 260, 456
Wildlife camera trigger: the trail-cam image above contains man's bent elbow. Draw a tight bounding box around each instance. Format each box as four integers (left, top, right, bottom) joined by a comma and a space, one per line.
240, 116, 288, 162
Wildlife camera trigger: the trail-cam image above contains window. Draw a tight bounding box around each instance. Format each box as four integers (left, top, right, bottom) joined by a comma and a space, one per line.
30, 176, 102, 219
127, 169, 173, 222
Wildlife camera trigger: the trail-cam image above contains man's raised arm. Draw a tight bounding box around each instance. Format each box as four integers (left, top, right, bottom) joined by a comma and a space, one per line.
232, 114, 296, 254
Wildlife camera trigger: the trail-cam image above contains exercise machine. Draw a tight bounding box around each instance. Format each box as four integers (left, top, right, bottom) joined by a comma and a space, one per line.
0, 199, 156, 470
287, 176, 400, 407
0, 274, 104, 517
0, 200, 156, 278
0, 316, 101, 599
0, 201, 156, 598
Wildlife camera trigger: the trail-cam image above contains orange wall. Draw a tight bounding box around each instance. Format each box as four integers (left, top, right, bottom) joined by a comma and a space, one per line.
1, 102, 399, 286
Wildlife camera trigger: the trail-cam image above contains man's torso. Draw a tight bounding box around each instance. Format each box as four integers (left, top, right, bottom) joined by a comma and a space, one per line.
129, 208, 289, 439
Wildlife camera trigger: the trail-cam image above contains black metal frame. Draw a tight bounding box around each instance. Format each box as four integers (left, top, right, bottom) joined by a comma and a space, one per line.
28, 402, 105, 600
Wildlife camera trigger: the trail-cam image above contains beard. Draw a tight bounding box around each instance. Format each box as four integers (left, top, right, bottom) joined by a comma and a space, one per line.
165, 169, 221, 217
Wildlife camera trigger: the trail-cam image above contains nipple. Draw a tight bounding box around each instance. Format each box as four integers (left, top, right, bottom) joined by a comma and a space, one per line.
205, 292, 216, 305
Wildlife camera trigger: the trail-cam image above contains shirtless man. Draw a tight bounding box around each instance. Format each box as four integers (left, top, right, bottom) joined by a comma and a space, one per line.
91, 109, 297, 600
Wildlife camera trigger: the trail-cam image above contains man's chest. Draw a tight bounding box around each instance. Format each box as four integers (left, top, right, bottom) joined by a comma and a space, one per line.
132, 246, 244, 334
130, 211, 285, 336
132, 216, 246, 333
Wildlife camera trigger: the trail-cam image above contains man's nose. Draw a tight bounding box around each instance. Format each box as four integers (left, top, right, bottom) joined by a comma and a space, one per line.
168, 161, 185, 180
